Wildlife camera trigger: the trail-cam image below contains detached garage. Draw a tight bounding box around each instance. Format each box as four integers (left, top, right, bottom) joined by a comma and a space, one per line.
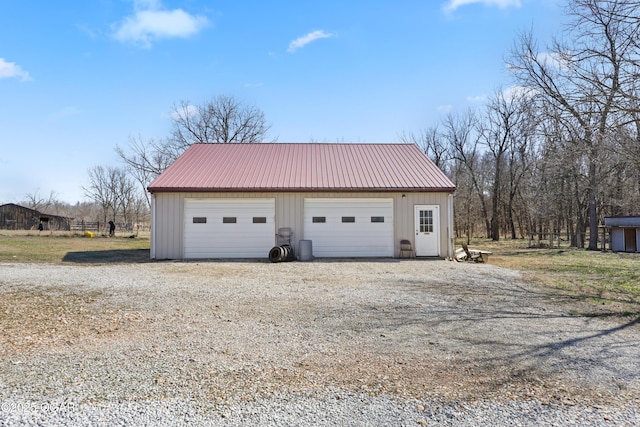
147, 143, 455, 259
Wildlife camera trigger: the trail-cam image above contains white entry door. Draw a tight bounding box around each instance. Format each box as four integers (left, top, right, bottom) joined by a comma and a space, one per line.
414, 205, 440, 257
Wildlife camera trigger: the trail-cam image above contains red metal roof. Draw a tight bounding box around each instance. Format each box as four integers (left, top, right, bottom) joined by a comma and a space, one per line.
147, 143, 455, 193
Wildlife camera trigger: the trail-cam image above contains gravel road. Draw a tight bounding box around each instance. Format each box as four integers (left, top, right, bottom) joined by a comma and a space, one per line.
1, 260, 638, 426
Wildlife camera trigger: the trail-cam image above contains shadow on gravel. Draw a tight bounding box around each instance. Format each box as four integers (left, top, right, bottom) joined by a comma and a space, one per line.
547, 315, 640, 349
505, 315, 640, 375
62, 249, 151, 264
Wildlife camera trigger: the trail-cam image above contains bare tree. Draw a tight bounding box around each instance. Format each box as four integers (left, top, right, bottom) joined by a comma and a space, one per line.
23, 189, 58, 213
115, 135, 173, 207
399, 126, 450, 171
508, 0, 640, 249
130, 193, 150, 233
83, 166, 112, 224
443, 110, 492, 239
168, 94, 273, 150
400, 1, 640, 246
532, 110, 591, 247
116, 95, 273, 207
83, 166, 138, 229
480, 87, 538, 240
505, 110, 539, 240
112, 168, 137, 227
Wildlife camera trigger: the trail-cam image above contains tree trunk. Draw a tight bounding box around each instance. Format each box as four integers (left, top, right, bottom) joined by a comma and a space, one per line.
508, 201, 517, 240
587, 160, 599, 250
471, 178, 491, 238
491, 175, 500, 241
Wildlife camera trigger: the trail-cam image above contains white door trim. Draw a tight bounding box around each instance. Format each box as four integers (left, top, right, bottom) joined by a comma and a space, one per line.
414, 205, 440, 257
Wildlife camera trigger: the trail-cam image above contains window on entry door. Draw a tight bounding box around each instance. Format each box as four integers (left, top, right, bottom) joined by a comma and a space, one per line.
419, 210, 433, 233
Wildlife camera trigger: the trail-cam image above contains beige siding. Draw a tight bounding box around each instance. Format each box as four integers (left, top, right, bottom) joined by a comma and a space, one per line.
398, 192, 453, 258
151, 191, 453, 259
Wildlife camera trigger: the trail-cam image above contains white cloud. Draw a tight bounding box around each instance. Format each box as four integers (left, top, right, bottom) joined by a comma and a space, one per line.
112, 0, 208, 48
437, 104, 453, 113
287, 30, 334, 53
170, 104, 199, 120
537, 51, 572, 70
502, 85, 537, 100
0, 58, 31, 82
443, 0, 521, 13
466, 94, 487, 102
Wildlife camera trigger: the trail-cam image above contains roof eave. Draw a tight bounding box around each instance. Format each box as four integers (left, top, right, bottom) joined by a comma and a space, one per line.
148, 186, 456, 194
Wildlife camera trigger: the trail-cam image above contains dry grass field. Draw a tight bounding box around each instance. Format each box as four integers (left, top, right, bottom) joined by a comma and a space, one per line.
463, 238, 640, 316
0, 230, 150, 264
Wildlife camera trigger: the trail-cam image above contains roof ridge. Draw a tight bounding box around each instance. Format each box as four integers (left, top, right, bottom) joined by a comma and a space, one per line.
188, 142, 415, 146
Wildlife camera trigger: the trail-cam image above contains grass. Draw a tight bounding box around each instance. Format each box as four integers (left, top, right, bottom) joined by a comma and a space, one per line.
0, 230, 150, 264
462, 238, 640, 315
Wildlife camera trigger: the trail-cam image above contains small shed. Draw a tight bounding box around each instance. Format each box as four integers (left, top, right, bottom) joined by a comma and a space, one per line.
604, 216, 640, 253
0, 203, 72, 231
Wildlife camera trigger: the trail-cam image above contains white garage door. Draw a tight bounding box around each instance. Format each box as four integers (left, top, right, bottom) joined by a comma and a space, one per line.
183, 199, 275, 258
304, 198, 393, 257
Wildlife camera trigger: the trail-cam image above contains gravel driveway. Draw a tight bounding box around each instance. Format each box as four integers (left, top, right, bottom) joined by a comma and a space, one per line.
1, 260, 638, 426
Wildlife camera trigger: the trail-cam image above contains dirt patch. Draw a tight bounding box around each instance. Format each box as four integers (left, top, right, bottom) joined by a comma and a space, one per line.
0, 287, 144, 354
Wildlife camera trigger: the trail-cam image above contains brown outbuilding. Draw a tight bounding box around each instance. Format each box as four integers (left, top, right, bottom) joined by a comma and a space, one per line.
0, 203, 71, 231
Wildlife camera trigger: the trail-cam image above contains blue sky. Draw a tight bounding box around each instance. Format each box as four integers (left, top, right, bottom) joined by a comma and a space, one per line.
0, 0, 562, 204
